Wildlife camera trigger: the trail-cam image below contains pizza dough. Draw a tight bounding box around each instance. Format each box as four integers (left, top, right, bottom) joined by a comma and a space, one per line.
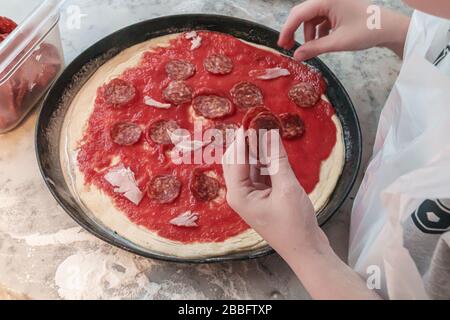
61, 32, 345, 259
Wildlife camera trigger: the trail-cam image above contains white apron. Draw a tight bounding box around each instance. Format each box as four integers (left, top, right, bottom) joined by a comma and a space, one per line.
348, 11, 450, 299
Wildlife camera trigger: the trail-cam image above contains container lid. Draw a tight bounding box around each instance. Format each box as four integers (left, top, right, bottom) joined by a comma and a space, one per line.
0, 0, 63, 84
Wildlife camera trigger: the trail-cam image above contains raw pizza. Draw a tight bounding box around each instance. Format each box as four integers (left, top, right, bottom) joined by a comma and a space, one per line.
62, 31, 345, 258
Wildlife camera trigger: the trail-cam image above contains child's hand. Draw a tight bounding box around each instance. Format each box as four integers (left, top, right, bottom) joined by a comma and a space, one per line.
222, 129, 329, 259
223, 130, 381, 300
278, 0, 410, 60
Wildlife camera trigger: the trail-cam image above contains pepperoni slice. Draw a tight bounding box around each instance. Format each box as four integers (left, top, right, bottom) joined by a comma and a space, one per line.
192, 95, 233, 119
147, 119, 180, 145
162, 81, 192, 105
0, 16, 17, 34
203, 54, 233, 75
248, 112, 283, 158
242, 106, 271, 130
110, 122, 142, 146
230, 81, 263, 109
165, 59, 196, 80
103, 78, 136, 106
190, 170, 220, 201
280, 113, 305, 139
249, 112, 282, 133
213, 122, 239, 145
288, 82, 320, 108
147, 175, 181, 204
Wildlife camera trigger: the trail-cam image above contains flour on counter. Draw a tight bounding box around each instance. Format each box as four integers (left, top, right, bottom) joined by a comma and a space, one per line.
54, 250, 212, 300
55, 251, 150, 300
11, 227, 93, 246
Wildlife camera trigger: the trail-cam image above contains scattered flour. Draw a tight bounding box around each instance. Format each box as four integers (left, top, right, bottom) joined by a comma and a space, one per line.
11, 227, 93, 246
54, 250, 212, 300
55, 250, 151, 300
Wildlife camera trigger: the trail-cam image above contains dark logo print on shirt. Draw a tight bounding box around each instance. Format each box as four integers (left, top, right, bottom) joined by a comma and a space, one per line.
411, 199, 450, 234
433, 44, 450, 66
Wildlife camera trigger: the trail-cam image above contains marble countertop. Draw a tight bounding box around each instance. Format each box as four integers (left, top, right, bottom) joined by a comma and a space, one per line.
0, 0, 411, 299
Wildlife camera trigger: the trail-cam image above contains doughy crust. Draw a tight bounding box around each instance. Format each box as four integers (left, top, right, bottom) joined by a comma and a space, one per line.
60, 33, 345, 259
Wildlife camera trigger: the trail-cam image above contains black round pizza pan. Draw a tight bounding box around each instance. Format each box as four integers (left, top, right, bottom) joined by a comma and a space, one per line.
35, 14, 362, 263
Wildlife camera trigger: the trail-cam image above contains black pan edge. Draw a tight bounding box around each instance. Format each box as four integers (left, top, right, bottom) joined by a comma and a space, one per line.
36, 14, 362, 264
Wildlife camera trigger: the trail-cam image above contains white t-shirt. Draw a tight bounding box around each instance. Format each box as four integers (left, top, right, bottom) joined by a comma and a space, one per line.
349, 11, 450, 299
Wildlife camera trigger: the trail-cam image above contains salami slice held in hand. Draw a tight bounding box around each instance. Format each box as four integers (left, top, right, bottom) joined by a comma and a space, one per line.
163, 81, 192, 105
249, 112, 282, 133
230, 81, 263, 109
288, 82, 320, 108
242, 106, 271, 130
280, 113, 305, 139
166, 59, 196, 80
190, 169, 220, 201
110, 122, 142, 146
203, 54, 233, 75
148, 174, 182, 204
248, 112, 283, 158
243, 107, 282, 154
192, 95, 233, 119
103, 78, 136, 106
147, 119, 180, 145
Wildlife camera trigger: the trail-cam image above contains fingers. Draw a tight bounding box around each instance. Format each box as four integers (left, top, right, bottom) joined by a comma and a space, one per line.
246, 125, 259, 164
250, 165, 263, 184
304, 17, 326, 42
250, 165, 271, 189
259, 130, 296, 189
278, 0, 329, 49
317, 19, 331, 38
303, 20, 316, 43
293, 33, 337, 61
222, 128, 254, 196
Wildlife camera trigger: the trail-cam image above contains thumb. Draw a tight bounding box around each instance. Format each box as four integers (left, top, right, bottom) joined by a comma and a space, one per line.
222, 127, 254, 195
293, 34, 337, 61
260, 130, 296, 189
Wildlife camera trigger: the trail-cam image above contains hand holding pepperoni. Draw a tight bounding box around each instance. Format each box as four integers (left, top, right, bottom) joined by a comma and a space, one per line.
278, 0, 410, 61
222, 128, 327, 260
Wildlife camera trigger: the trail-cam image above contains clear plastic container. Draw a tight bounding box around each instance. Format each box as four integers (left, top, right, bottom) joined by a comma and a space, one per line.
0, 0, 64, 133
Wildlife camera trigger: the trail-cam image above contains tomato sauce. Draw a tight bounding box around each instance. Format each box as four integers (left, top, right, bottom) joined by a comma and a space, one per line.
77, 31, 337, 243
